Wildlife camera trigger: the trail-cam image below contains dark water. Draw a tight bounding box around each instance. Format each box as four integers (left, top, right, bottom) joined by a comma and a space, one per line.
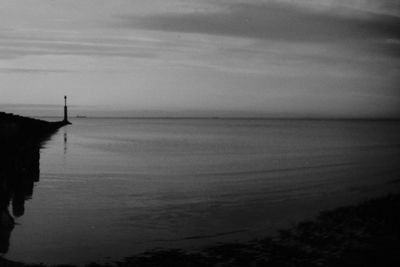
2, 119, 400, 265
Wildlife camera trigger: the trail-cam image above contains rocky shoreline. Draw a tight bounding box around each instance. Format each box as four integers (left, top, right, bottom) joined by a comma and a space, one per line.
0, 112, 70, 257
0, 112, 70, 145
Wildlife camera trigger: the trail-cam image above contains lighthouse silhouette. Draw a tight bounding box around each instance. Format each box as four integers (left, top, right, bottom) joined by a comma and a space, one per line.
63, 96, 71, 124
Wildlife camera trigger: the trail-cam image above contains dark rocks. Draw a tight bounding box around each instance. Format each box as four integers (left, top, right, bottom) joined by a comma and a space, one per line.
0, 112, 70, 146
0, 112, 69, 256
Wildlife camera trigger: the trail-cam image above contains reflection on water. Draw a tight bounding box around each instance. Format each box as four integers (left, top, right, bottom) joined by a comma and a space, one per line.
64, 128, 68, 155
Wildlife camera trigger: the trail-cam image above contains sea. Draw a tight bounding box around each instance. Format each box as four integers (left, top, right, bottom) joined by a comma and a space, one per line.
3, 118, 400, 265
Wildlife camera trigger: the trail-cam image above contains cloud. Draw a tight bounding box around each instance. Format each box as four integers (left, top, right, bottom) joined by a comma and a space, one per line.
0, 67, 75, 73
0, 30, 162, 59
363, 0, 400, 15
118, 2, 400, 52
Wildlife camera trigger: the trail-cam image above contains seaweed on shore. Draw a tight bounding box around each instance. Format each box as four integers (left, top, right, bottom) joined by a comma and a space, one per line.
1, 193, 400, 267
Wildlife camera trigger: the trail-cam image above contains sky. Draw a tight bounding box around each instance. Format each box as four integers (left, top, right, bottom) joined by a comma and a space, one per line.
0, 0, 399, 118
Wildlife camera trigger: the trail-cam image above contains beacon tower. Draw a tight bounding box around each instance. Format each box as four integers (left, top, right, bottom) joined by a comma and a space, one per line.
63, 96, 70, 123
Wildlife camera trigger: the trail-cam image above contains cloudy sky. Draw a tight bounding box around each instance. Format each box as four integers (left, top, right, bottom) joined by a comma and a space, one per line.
0, 0, 399, 117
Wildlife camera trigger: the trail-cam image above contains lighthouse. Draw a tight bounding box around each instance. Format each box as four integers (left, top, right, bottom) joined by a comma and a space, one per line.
63, 96, 70, 124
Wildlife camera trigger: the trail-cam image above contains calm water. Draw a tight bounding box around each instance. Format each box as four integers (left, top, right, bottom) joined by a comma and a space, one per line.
4, 119, 400, 265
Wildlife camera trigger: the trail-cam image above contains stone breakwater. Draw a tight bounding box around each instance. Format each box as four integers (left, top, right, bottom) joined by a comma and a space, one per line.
0, 112, 69, 255
0, 112, 70, 146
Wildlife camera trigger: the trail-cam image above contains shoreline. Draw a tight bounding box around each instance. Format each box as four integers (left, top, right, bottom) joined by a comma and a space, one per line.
1, 192, 399, 267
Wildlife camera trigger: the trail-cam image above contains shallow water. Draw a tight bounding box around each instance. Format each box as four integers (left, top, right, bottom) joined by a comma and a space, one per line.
4, 119, 400, 265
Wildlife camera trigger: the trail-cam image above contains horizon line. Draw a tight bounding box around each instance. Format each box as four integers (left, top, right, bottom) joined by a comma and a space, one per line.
34, 115, 400, 121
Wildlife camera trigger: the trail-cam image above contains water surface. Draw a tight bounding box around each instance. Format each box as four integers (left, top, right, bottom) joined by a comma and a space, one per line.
4, 119, 400, 265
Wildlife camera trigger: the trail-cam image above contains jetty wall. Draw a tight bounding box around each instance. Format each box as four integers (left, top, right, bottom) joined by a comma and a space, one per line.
0, 112, 69, 254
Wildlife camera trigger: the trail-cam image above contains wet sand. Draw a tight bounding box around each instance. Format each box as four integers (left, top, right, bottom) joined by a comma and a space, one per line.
2, 192, 399, 267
